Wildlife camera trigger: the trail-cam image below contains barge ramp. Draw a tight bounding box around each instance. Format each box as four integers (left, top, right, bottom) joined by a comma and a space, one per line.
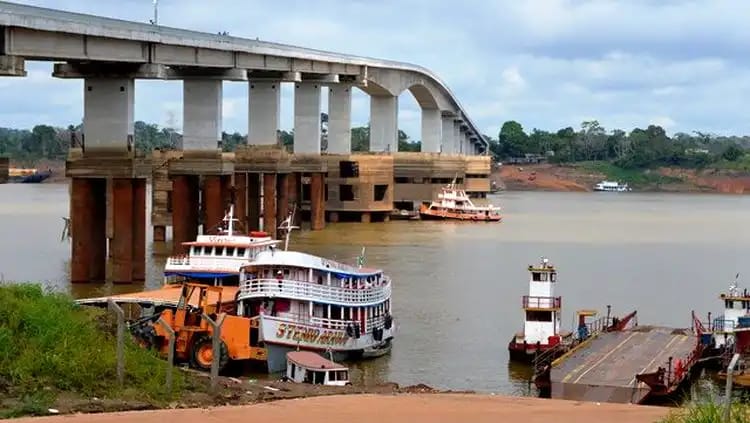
550, 325, 701, 404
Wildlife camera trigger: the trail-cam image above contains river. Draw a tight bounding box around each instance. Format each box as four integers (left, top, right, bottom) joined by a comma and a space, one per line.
1, 182, 749, 394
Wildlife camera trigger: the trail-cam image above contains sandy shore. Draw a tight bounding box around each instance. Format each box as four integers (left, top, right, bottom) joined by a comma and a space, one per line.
14, 394, 670, 423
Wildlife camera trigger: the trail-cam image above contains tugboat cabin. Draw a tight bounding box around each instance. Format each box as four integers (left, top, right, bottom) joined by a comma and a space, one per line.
286, 351, 350, 386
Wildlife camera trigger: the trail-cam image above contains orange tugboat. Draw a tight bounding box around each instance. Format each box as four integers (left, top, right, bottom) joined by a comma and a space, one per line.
419, 181, 501, 221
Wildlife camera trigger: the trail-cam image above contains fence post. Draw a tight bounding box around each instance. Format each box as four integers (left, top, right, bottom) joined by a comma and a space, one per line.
202, 313, 226, 392
156, 317, 176, 394
107, 299, 125, 386
725, 353, 740, 423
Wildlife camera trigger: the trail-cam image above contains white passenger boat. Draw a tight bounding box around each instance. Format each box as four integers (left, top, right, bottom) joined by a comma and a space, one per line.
163, 204, 281, 285
593, 180, 631, 192
236, 219, 395, 373
285, 351, 350, 386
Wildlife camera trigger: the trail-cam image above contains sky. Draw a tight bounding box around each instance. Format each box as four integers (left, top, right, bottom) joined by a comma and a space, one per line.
2, 0, 750, 140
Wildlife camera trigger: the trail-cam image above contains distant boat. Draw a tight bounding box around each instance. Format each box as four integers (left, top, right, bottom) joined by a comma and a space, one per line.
593, 180, 631, 192
419, 180, 502, 222
18, 169, 52, 183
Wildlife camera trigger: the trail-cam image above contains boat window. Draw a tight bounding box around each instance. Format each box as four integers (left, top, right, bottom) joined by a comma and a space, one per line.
226, 247, 236, 257
313, 371, 325, 384
531, 272, 548, 282
190, 246, 196, 255
550, 273, 557, 282
290, 364, 296, 379
336, 370, 348, 381
526, 310, 553, 322
237, 248, 246, 257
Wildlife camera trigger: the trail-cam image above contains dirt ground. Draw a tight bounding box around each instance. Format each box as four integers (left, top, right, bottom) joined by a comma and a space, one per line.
498, 164, 597, 192
13, 394, 671, 423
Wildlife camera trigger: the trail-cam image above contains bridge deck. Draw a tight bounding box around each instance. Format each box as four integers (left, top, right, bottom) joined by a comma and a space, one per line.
550, 326, 695, 404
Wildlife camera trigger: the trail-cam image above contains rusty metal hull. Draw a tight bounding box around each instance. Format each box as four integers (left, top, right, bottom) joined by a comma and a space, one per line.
550, 326, 697, 404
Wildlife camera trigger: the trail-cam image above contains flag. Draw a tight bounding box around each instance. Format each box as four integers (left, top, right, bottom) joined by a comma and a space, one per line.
356, 247, 366, 267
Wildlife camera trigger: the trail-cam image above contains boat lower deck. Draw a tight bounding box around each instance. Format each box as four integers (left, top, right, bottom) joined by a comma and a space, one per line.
550, 326, 696, 404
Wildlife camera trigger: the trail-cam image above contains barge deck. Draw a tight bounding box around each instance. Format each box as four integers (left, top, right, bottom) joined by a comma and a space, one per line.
550, 325, 700, 404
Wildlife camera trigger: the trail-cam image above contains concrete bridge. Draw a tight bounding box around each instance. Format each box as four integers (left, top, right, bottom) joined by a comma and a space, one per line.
0, 1, 492, 283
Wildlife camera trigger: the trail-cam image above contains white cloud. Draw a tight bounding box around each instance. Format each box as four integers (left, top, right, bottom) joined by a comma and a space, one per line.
1, 0, 750, 138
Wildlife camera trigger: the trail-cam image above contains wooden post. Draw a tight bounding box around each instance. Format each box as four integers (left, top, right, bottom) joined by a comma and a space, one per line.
107, 299, 125, 386
202, 313, 226, 392
156, 317, 175, 394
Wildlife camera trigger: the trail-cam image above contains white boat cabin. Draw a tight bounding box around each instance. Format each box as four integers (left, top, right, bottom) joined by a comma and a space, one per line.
286, 351, 350, 386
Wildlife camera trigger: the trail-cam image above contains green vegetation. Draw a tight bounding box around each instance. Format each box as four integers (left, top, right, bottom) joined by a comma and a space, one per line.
660, 399, 750, 423
488, 120, 749, 172
0, 283, 182, 418
577, 161, 682, 187
0, 112, 420, 164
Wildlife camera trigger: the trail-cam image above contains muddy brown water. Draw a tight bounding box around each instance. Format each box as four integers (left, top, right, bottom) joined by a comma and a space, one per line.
1, 182, 748, 394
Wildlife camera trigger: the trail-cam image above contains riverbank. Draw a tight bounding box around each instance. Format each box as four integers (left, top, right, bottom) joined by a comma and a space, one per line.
497, 162, 750, 194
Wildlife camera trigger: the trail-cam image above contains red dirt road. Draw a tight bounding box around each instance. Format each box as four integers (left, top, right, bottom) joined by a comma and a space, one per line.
15, 394, 670, 423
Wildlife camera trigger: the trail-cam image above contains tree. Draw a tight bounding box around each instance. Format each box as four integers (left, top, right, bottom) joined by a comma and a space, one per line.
497, 120, 528, 158
351, 126, 369, 152
722, 144, 744, 161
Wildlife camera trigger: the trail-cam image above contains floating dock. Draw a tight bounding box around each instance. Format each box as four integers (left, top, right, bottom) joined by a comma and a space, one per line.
549, 325, 701, 404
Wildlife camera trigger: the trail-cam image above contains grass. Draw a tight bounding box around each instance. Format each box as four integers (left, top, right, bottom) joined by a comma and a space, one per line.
0, 283, 184, 418
710, 156, 750, 172
577, 161, 683, 187
660, 398, 750, 423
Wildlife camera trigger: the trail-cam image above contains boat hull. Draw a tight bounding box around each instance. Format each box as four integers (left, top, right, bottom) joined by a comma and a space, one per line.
419, 210, 502, 222
507, 338, 562, 363
259, 315, 395, 373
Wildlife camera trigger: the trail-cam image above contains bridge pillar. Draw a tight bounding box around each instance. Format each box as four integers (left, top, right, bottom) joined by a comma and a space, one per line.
182, 80, 222, 151
83, 78, 134, 153
451, 121, 461, 155
263, 173, 277, 238
248, 81, 281, 145
276, 173, 290, 224
370, 95, 398, 152
421, 109, 441, 153
288, 172, 302, 226
247, 173, 261, 230
441, 116, 454, 154
171, 175, 200, 255
234, 172, 247, 230
70, 178, 106, 283
294, 82, 322, 154
327, 84, 352, 154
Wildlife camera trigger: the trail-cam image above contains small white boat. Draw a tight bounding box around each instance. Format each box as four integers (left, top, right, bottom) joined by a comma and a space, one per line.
594, 180, 631, 192
285, 351, 350, 386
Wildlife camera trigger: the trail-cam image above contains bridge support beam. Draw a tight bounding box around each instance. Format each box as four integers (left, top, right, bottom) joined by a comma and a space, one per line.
234, 172, 247, 231
310, 172, 326, 230
263, 173, 277, 238
370, 95, 398, 152
247, 173, 261, 230
202, 175, 231, 234
421, 109, 441, 153
183, 80, 222, 151
327, 84, 352, 154
0, 55, 26, 77
451, 121, 461, 155
294, 82, 322, 154
276, 173, 290, 224
70, 178, 106, 283
248, 81, 281, 145
171, 175, 200, 255
83, 78, 134, 154
110, 178, 146, 283
288, 172, 302, 226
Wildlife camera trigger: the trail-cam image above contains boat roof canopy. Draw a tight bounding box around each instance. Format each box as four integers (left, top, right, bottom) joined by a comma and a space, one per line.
287, 351, 348, 371
75, 284, 239, 308
242, 250, 382, 277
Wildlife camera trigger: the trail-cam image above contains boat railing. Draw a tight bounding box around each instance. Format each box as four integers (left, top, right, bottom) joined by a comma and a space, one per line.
522, 295, 561, 309
166, 254, 190, 266
239, 278, 391, 305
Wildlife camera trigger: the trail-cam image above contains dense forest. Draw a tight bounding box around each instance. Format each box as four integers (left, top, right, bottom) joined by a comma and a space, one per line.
0, 114, 420, 164
487, 120, 749, 170
1, 116, 748, 172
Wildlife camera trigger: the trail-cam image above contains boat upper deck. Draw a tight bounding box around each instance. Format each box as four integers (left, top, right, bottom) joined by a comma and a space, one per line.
550, 326, 697, 404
